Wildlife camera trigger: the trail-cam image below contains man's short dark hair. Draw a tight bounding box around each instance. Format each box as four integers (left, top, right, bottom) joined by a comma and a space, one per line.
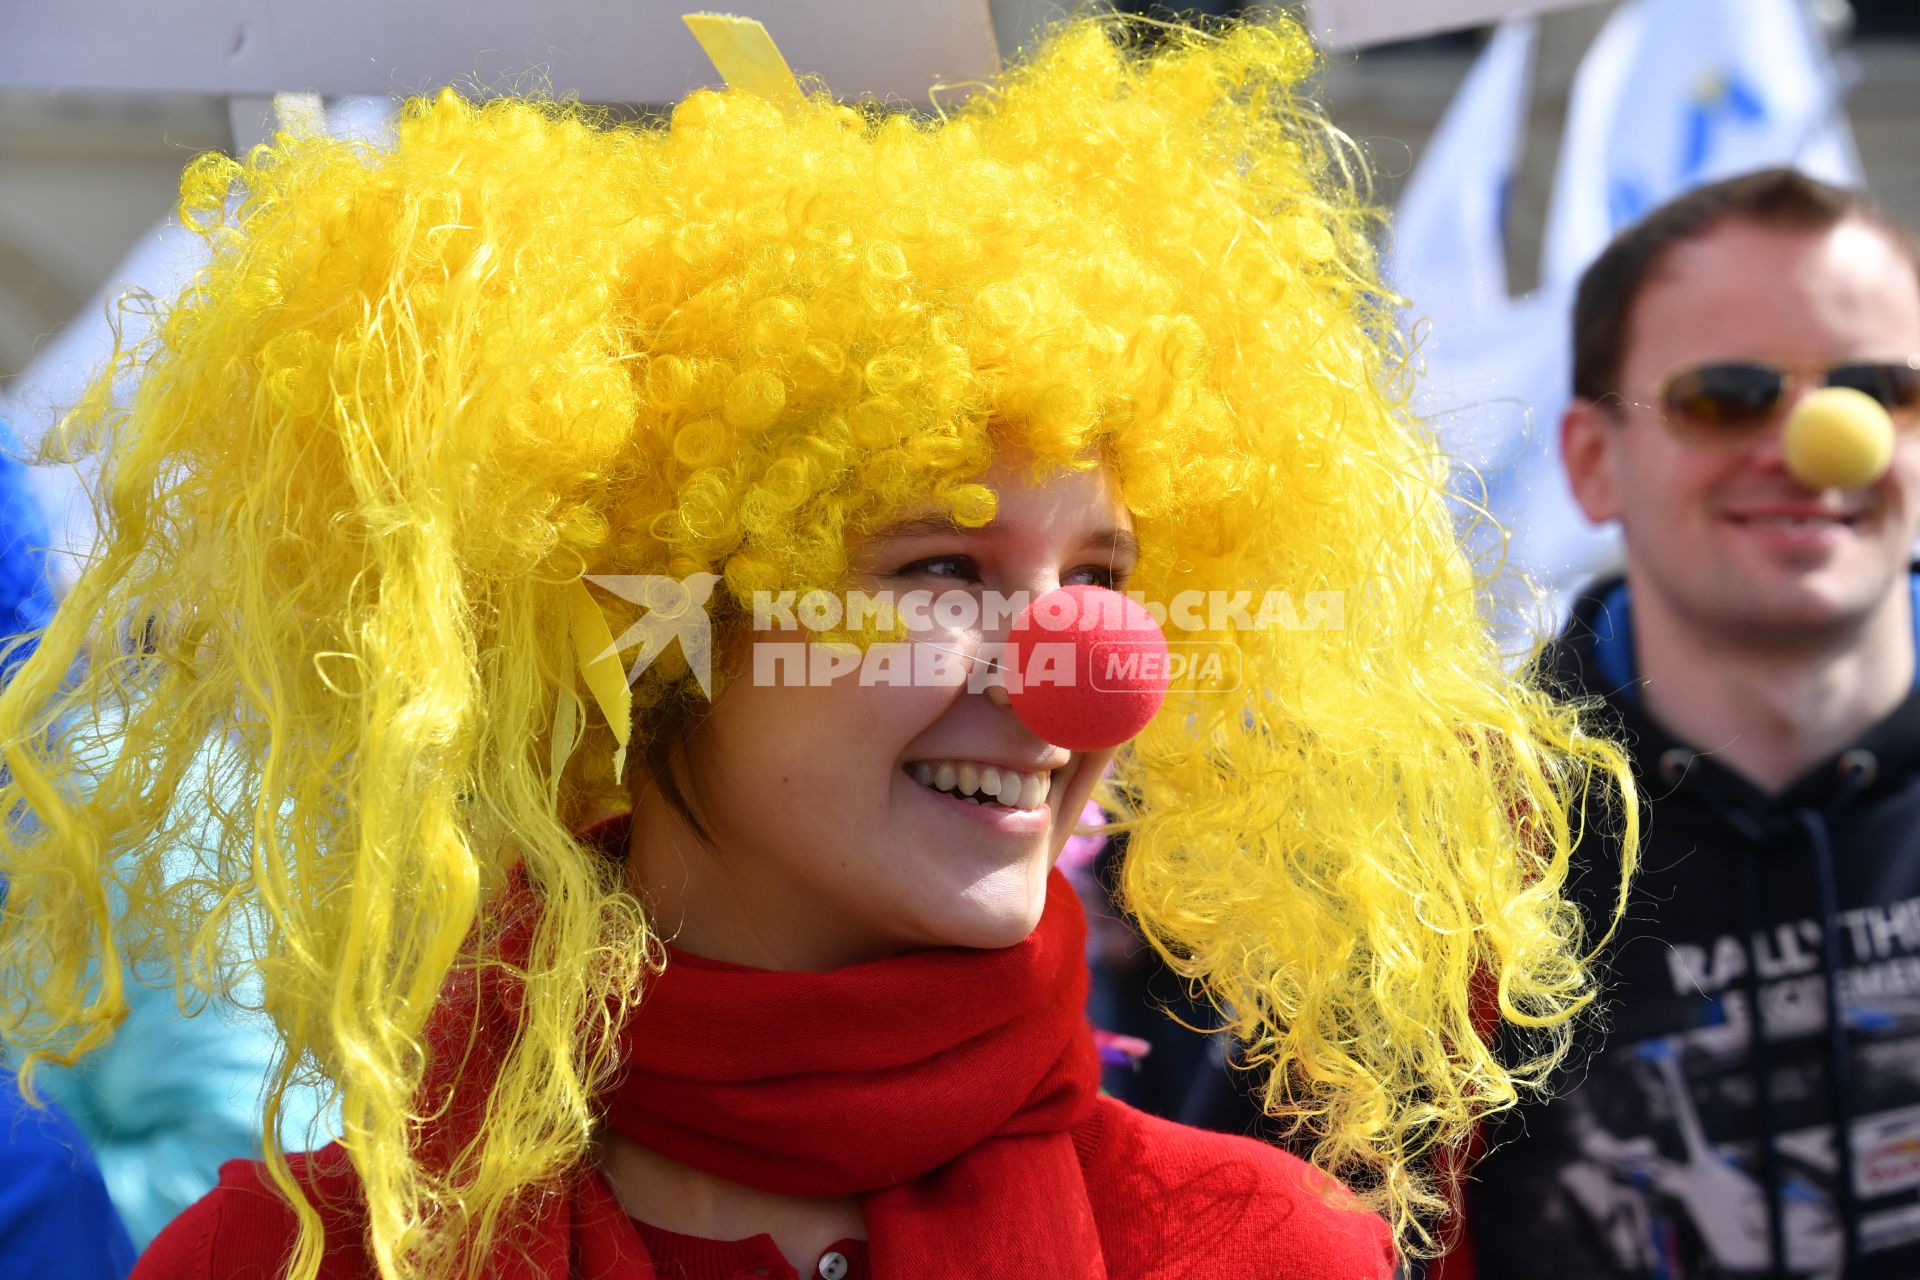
1570, 168, 1920, 402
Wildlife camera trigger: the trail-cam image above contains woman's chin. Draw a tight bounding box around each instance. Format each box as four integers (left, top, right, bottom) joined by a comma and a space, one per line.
918, 864, 1053, 951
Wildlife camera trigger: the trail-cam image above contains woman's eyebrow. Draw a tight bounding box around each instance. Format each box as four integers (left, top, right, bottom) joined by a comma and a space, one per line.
1087, 528, 1142, 560
874, 515, 971, 540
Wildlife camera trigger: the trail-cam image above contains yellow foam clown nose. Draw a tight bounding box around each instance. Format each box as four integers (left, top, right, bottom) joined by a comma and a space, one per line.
1782, 386, 1896, 490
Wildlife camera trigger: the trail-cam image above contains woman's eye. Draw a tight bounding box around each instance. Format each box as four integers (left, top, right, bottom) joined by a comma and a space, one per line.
890, 556, 1130, 589
1064, 564, 1128, 590
898, 555, 979, 581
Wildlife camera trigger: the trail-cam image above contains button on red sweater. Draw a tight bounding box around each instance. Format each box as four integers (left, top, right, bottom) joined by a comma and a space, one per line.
133, 1095, 1394, 1279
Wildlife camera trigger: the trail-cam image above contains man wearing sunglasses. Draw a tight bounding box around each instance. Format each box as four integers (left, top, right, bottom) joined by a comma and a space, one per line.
1458, 169, 1920, 1280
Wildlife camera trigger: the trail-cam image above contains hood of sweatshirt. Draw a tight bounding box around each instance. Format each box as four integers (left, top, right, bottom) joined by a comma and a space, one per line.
1544, 573, 1920, 818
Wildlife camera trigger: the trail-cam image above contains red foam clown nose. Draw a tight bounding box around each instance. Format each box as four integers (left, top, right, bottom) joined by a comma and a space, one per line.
1004, 585, 1170, 752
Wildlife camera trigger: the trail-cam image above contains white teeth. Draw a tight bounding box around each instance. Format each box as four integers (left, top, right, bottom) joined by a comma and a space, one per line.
908, 759, 1056, 811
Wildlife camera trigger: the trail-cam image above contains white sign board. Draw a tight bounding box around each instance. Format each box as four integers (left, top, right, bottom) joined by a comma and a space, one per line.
0, 0, 1000, 104
1310, 0, 1603, 47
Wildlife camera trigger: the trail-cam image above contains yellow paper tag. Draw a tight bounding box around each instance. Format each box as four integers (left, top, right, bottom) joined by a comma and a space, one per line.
683, 13, 806, 111
570, 580, 634, 781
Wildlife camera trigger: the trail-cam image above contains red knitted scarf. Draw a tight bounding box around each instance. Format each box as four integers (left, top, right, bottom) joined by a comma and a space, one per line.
598, 867, 1105, 1276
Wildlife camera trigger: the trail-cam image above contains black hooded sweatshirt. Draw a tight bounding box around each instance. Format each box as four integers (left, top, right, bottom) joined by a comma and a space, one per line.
1465, 576, 1920, 1280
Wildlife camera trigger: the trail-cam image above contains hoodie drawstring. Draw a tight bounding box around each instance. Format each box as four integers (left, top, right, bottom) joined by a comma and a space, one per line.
1800, 805, 1862, 1276
1701, 753, 1872, 1279
1735, 848, 1790, 1279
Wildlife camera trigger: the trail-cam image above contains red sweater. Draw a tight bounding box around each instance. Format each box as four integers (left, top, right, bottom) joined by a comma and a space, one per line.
133, 1096, 1395, 1279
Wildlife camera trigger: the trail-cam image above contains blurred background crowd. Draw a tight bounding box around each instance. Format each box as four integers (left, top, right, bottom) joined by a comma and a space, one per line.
5, 0, 1916, 609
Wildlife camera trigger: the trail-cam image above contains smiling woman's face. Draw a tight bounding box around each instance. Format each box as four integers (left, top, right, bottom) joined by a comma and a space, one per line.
628, 456, 1136, 972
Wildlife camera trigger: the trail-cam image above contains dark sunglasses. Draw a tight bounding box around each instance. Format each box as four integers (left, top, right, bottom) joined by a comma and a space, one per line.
1652, 357, 1920, 431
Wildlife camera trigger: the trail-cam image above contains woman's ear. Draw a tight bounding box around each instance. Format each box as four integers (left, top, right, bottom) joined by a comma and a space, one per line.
1561, 399, 1625, 526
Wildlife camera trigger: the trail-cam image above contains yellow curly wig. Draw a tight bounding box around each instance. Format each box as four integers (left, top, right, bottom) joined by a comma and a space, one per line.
0, 14, 1635, 1277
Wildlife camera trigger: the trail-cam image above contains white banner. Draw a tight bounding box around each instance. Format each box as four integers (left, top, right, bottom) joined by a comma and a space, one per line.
1390, 17, 1538, 328
1539, 0, 1861, 291
0, 0, 1000, 104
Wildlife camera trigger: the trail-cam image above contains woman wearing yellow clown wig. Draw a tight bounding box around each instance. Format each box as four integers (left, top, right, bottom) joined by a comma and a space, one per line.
0, 14, 1633, 1280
